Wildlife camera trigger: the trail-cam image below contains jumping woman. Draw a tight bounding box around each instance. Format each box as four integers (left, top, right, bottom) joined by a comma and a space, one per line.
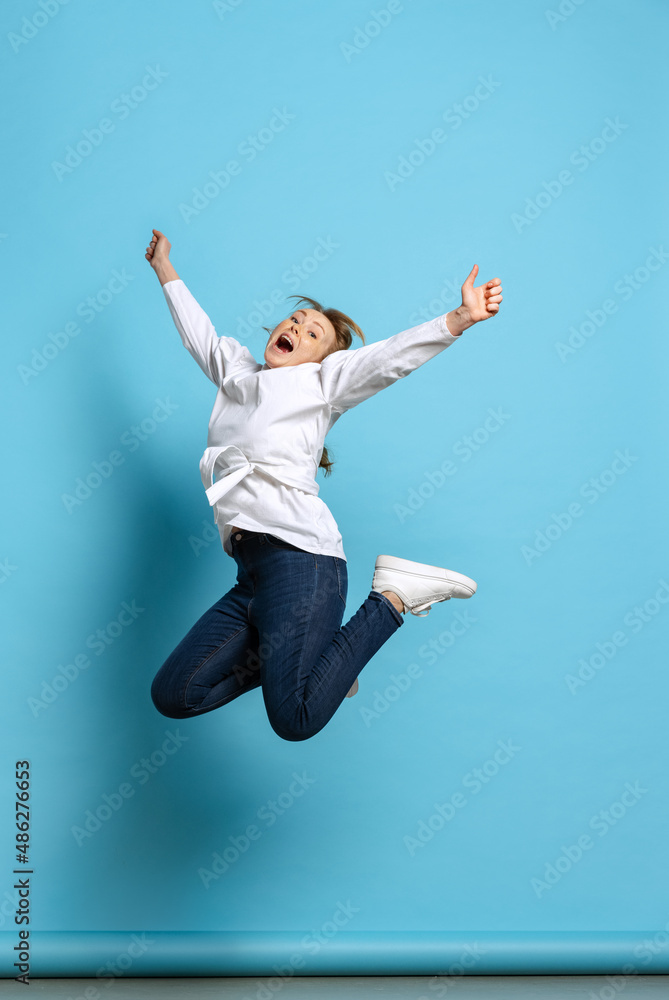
146, 230, 503, 741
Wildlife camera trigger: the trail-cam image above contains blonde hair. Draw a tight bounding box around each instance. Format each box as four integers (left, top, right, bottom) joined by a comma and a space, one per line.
265, 294, 365, 476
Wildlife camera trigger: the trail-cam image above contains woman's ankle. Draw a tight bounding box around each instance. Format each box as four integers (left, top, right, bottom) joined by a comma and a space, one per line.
382, 590, 405, 615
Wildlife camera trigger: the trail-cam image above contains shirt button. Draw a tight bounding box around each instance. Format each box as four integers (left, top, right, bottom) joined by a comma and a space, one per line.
234, 533, 242, 540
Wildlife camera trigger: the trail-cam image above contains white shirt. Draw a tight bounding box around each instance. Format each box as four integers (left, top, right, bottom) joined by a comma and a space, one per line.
162, 278, 460, 560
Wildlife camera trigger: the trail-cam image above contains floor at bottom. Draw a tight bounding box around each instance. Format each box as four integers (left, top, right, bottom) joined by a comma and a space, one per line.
1, 976, 667, 998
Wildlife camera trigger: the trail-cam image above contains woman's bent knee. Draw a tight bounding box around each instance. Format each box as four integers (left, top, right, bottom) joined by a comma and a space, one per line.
150, 677, 187, 719
272, 726, 317, 743
268, 710, 324, 743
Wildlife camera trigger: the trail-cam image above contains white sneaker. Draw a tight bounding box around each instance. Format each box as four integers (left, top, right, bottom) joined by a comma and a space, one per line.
372, 554, 477, 617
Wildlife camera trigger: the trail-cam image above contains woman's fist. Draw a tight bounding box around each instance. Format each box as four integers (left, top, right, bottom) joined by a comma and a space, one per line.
145, 229, 171, 268
145, 230, 179, 285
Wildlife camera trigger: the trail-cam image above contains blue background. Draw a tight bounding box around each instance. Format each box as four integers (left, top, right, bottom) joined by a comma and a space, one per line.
1, 0, 668, 953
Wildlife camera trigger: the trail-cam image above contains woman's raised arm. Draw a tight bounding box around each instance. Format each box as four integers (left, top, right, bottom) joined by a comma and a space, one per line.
145, 229, 257, 386
319, 264, 502, 413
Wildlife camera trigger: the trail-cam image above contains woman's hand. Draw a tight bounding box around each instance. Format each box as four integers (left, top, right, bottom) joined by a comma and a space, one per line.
461, 264, 503, 323
446, 264, 503, 336
145, 229, 179, 285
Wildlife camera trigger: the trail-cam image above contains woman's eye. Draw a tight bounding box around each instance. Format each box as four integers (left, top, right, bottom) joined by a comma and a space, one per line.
310, 332, 316, 338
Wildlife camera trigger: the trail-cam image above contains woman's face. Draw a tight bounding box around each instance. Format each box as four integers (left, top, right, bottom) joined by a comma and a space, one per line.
264, 307, 337, 367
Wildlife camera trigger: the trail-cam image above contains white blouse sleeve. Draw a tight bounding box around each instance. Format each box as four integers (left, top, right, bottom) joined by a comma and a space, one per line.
319, 313, 461, 412
162, 278, 258, 386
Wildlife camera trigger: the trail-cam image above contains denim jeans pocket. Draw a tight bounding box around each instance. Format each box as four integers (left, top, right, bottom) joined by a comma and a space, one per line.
264, 533, 304, 552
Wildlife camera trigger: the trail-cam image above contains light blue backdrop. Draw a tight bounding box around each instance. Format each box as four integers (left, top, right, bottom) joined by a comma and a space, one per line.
1, 0, 668, 975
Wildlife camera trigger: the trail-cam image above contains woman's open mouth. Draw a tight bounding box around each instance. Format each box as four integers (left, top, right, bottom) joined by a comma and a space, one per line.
274, 333, 294, 354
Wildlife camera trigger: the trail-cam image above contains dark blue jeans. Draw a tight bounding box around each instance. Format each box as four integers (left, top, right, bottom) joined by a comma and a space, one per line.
151, 528, 404, 741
